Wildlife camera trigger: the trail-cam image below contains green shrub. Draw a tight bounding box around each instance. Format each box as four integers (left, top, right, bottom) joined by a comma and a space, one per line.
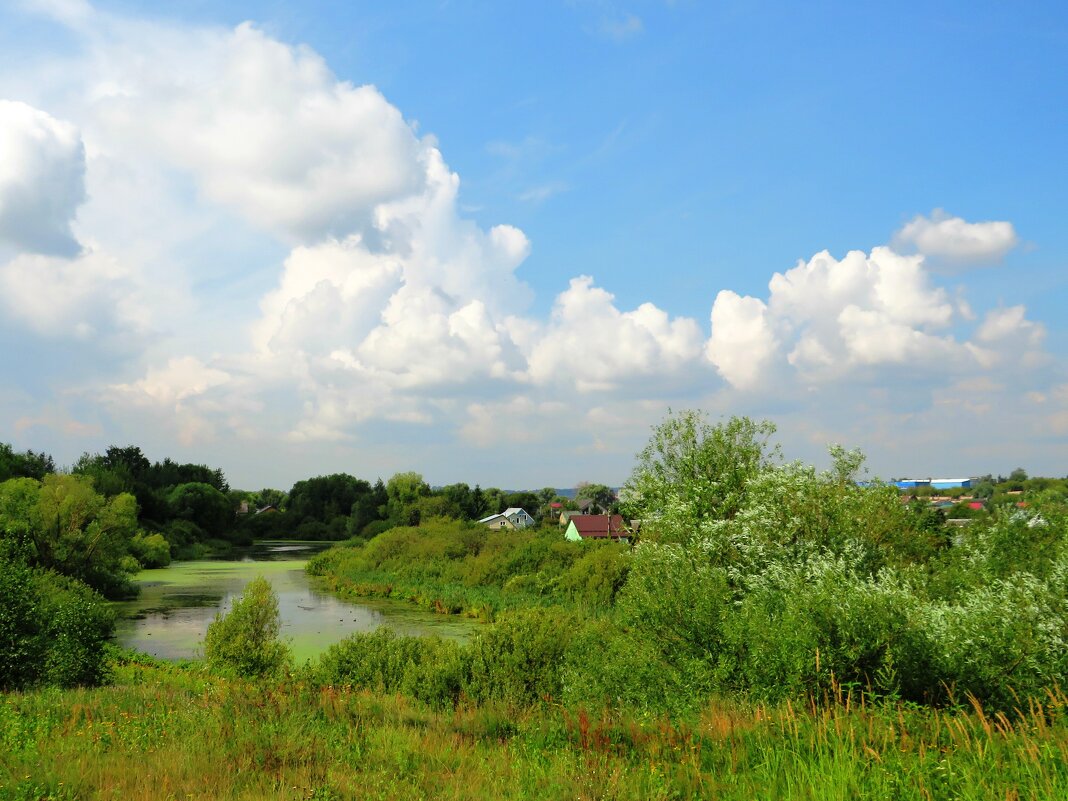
560, 619, 688, 714
0, 559, 42, 688
204, 576, 290, 679
129, 532, 171, 568
0, 558, 114, 689
36, 572, 116, 687
316, 628, 469, 708
467, 607, 578, 706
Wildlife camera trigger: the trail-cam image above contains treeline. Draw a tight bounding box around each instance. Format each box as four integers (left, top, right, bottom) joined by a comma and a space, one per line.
240, 472, 617, 542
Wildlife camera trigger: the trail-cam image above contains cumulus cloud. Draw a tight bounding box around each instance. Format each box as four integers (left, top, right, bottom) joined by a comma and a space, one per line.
706, 247, 1017, 389
89, 22, 430, 244
706, 291, 776, 390
521, 276, 705, 392
893, 209, 1018, 263
111, 356, 230, 407
0, 99, 85, 256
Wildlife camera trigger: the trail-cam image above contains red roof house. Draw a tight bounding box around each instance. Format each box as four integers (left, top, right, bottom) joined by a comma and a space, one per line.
563, 514, 629, 541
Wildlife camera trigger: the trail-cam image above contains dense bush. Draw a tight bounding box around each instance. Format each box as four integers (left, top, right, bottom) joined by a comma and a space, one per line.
128, 532, 172, 568
316, 629, 469, 709
0, 558, 115, 689
615, 412, 1068, 713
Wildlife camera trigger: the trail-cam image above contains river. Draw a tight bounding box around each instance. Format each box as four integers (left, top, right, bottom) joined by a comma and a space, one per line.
112, 540, 482, 663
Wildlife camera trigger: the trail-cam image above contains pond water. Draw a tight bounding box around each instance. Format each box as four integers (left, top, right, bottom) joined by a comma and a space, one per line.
112, 541, 482, 663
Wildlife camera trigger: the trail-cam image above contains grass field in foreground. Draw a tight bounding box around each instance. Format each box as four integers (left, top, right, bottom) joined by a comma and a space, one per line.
2, 661, 1067, 801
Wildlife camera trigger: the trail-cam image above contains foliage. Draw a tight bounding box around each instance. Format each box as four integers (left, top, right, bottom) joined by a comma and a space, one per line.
0, 474, 141, 598
614, 414, 1068, 712
622, 411, 779, 544
204, 576, 291, 679
0, 443, 54, 482
308, 519, 631, 616
0, 558, 114, 689
574, 482, 617, 513
316, 629, 469, 709
128, 531, 172, 568
167, 481, 234, 538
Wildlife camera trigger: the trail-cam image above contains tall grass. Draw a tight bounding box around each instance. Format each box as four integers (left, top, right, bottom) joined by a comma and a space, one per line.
3, 661, 1066, 800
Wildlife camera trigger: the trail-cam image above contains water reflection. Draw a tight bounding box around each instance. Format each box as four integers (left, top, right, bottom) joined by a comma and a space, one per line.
113, 541, 481, 662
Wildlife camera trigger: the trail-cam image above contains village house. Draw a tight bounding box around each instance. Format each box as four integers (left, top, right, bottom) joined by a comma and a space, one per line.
478, 507, 535, 530
563, 514, 630, 542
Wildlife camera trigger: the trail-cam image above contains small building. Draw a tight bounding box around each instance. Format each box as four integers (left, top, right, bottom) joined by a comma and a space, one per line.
478, 507, 535, 531
564, 514, 630, 542
890, 477, 979, 490
559, 509, 582, 527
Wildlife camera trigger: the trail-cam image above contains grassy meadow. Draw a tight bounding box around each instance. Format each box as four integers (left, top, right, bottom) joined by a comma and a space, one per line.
3, 658, 1068, 801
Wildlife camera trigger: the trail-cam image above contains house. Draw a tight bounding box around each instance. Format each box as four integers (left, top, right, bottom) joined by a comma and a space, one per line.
559, 509, 581, 527
478, 507, 535, 531
564, 514, 630, 542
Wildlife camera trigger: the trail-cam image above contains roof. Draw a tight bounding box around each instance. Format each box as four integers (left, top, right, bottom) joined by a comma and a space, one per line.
502, 507, 529, 517
478, 513, 506, 524
567, 514, 629, 539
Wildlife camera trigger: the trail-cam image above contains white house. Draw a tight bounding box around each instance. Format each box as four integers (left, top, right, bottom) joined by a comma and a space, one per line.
477, 507, 535, 530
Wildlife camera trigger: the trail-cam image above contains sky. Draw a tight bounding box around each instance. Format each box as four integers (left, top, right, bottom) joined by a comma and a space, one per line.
1, 0, 1066, 490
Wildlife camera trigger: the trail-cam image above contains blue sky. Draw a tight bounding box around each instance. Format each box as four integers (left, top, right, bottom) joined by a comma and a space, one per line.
1, 0, 1066, 489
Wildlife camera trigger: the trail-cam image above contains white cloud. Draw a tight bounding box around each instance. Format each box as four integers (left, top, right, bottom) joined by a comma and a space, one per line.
0, 247, 147, 339
707, 247, 999, 389
0, 99, 85, 256
522, 276, 705, 392
111, 356, 230, 407
893, 209, 1018, 263
706, 291, 776, 389
976, 305, 1044, 346
88, 22, 431, 244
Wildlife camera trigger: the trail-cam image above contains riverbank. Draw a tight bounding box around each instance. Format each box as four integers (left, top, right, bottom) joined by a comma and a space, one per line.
304, 521, 630, 622
4, 655, 1066, 800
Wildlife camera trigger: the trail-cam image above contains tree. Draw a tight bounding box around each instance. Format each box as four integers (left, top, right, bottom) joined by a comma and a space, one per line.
167, 482, 233, 538
0, 558, 115, 689
204, 576, 290, 678
1009, 467, 1028, 483
0, 444, 54, 482
288, 474, 371, 524
0, 475, 141, 598
386, 471, 431, 524
622, 411, 778, 544
574, 483, 617, 514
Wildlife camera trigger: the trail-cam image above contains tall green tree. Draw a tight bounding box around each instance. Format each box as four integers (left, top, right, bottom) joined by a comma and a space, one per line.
167, 482, 233, 538
0, 475, 140, 598
623, 411, 778, 544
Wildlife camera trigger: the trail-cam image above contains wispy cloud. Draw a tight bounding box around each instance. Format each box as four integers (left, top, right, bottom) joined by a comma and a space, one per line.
598, 11, 643, 42
517, 181, 570, 204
